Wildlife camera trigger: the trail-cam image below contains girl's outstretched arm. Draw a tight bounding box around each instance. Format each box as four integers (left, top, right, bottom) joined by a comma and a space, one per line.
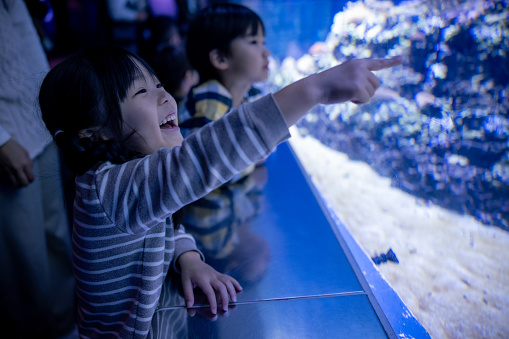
178, 251, 243, 314
273, 56, 404, 127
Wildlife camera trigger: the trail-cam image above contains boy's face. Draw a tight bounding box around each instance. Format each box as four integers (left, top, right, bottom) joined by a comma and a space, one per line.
225, 23, 270, 84
119, 61, 183, 154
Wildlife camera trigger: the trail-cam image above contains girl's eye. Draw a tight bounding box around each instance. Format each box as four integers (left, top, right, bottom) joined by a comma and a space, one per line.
135, 88, 147, 95
156, 83, 165, 89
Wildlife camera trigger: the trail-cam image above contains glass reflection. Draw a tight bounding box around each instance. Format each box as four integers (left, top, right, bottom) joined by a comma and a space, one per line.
150, 273, 238, 338
181, 163, 272, 286
245, 1, 508, 338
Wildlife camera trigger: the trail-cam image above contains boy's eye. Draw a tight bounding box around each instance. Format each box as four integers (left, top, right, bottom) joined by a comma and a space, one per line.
157, 83, 165, 88
135, 88, 147, 95
249, 39, 265, 46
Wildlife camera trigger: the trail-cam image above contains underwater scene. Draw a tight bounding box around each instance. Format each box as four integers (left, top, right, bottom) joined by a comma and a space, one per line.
250, 0, 509, 230
236, 0, 509, 338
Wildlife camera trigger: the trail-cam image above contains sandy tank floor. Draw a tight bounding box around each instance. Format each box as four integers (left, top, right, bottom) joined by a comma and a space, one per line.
289, 128, 509, 339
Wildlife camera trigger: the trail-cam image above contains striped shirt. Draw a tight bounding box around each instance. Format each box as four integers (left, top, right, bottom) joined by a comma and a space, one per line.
73, 94, 290, 338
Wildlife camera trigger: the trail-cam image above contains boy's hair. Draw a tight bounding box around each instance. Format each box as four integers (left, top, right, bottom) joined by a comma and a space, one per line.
186, 3, 264, 83
39, 45, 156, 174
152, 44, 192, 97
139, 16, 181, 65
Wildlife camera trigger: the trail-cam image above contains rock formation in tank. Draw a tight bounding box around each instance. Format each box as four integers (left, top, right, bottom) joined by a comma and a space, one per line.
269, 0, 509, 230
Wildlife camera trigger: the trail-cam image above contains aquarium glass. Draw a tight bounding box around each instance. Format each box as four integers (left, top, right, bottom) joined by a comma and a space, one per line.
234, 0, 509, 338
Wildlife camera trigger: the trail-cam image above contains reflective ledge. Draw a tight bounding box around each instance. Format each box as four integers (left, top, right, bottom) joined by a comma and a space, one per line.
150, 141, 430, 338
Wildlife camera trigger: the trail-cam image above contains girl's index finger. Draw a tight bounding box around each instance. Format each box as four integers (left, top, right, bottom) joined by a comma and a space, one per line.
366, 56, 404, 71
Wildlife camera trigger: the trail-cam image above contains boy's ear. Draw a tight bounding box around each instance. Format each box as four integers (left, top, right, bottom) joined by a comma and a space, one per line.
209, 49, 229, 71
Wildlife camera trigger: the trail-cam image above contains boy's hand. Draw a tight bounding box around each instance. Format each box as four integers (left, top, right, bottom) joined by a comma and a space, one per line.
317, 56, 404, 105
178, 251, 243, 314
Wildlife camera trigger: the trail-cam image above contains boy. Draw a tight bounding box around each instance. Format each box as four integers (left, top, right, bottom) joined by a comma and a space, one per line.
178, 4, 270, 270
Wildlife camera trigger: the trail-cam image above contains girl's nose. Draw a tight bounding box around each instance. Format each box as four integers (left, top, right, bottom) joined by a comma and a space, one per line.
160, 88, 177, 108
159, 87, 171, 104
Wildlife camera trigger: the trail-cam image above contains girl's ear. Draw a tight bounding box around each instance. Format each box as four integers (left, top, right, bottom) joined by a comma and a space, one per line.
209, 49, 229, 71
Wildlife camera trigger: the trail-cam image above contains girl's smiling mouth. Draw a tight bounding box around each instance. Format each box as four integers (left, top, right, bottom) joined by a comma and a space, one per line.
160, 113, 178, 129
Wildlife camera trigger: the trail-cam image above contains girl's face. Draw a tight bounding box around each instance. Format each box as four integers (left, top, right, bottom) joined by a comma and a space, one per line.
226, 23, 270, 84
120, 61, 183, 154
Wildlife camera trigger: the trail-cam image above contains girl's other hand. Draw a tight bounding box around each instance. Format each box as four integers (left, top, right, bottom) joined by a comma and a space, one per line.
178, 251, 243, 314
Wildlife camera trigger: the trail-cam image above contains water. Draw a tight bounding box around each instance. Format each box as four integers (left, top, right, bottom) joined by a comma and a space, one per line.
237, 2, 509, 338
239, 0, 509, 231
232, 0, 346, 61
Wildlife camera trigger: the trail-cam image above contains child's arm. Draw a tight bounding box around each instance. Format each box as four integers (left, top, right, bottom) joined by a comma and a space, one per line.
273, 57, 403, 126
95, 57, 402, 234
178, 250, 242, 314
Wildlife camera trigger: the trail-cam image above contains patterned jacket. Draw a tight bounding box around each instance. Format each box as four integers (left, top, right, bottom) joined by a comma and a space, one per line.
178, 80, 267, 259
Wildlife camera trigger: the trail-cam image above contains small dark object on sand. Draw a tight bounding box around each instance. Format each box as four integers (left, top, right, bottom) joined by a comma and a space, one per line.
372, 248, 399, 265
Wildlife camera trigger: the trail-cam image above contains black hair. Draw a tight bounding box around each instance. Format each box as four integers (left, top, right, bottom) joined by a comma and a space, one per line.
186, 3, 265, 83
152, 44, 193, 98
139, 16, 181, 66
39, 45, 157, 175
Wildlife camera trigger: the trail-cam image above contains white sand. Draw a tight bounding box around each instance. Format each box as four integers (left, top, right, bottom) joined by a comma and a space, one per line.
289, 128, 509, 339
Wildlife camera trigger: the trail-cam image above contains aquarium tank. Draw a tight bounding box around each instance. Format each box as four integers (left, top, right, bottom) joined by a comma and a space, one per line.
240, 0, 508, 230
235, 0, 508, 338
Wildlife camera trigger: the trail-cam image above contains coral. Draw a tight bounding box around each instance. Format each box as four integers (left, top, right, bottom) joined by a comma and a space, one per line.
271, 0, 509, 230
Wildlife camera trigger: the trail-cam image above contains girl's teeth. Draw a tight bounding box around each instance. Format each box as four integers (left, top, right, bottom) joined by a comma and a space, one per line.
160, 114, 177, 126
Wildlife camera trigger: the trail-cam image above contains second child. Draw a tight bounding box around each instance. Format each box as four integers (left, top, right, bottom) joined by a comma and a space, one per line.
177, 3, 272, 264
179, 3, 270, 134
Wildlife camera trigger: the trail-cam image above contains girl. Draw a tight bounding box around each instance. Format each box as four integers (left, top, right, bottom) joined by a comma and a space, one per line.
38, 45, 402, 338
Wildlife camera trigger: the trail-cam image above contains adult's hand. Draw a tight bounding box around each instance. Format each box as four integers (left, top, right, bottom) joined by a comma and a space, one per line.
0, 139, 34, 187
